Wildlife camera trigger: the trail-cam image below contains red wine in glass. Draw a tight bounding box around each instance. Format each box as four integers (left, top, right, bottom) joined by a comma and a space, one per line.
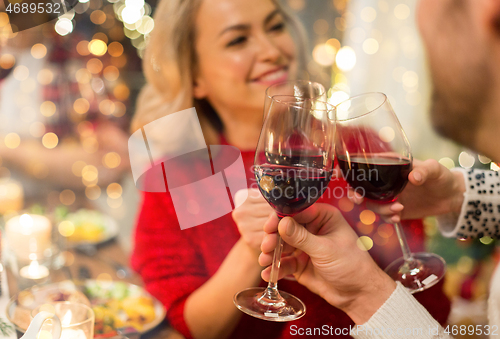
336, 154, 411, 202
255, 164, 332, 218
234, 94, 335, 321
335, 92, 446, 293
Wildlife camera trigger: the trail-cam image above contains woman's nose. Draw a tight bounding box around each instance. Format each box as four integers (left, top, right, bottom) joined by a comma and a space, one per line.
255, 34, 282, 63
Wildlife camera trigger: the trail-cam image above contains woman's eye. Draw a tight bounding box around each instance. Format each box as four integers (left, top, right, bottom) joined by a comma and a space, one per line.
269, 22, 285, 32
227, 36, 247, 47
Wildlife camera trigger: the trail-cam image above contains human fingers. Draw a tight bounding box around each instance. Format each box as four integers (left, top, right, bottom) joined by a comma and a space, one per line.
364, 202, 404, 222
260, 232, 278, 255
408, 158, 442, 186
261, 255, 298, 282
277, 217, 322, 257
347, 188, 364, 205
292, 203, 345, 236
263, 213, 280, 234
260, 231, 294, 254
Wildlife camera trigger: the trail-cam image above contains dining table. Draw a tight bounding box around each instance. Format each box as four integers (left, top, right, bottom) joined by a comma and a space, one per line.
4, 238, 185, 339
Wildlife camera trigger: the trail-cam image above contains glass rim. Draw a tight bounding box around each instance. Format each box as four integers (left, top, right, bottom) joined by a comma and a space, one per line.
335, 92, 388, 122
270, 95, 335, 112
265, 80, 326, 99
31, 301, 95, 327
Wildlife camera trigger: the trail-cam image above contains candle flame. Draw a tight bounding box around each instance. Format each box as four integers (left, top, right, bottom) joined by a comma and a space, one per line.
27, 260, 40, 277
61, 310, 73, 327
20, 214, 34, 235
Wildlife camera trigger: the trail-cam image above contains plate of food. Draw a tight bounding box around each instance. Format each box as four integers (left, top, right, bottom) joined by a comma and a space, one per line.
61, 209, 119, 246
6, 280, 166, 338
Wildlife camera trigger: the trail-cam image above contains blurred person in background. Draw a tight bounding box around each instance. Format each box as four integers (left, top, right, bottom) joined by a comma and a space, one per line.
260, 0, 500, 337
130, 0, 450, 338
0, 7, 130, 202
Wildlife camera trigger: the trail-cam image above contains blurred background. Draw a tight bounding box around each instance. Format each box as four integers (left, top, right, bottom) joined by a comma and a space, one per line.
0, 0, 498, 337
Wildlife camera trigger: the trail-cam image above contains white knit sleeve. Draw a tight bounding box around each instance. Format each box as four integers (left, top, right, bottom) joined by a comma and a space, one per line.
350, 282, 452, 339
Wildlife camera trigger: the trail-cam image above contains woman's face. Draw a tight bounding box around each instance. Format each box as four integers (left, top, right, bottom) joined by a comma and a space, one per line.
193, 0, 297, 117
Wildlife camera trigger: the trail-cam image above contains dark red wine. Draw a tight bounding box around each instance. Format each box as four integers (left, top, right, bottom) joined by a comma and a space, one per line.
255, 165, 332, 218
337, 155, 411, 202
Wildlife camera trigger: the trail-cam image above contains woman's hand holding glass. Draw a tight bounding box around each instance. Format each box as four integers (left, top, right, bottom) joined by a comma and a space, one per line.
259, 204, 397, 325
351, 159, 466, 224
232, 188, 275, 257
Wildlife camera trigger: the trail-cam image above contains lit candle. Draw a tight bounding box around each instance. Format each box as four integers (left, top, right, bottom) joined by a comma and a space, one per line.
19, 260, 49, 279
0, 178, 23, 214
5, 214, 52, 261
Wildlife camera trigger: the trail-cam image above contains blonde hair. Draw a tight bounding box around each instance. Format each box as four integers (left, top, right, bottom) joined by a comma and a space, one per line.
131, 0, 309, 141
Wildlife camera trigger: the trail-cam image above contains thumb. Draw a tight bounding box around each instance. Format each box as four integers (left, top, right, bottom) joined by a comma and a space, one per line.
409, 159, 441, 186
278, 217, 320, 256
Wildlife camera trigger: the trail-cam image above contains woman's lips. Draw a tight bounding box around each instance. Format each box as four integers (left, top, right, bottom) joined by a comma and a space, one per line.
252, 68, 288, 85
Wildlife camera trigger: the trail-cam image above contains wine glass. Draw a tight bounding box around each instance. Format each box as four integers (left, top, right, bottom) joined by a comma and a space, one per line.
264, 80, 327, 115
335, 92, 446, 293
233, 95, 335, 321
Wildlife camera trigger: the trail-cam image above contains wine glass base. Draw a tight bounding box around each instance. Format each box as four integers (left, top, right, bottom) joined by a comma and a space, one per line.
234, 287, 306, 322
385, 252, 446, 294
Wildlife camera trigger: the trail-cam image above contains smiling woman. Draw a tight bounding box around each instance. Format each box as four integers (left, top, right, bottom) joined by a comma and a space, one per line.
131, 0, 307, 148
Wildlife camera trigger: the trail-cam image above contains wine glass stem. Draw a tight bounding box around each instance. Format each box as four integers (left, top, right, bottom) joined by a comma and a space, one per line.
393, 221, 414, 262
259, 217, 285, 303
268, 235, 284, 290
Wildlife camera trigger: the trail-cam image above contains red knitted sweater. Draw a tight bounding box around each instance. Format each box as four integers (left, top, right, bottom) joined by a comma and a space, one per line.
131, 146, 450, 339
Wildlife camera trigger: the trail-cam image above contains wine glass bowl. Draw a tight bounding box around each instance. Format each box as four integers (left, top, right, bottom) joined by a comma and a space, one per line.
234, 93, 335, 321
335, 92, 446, 293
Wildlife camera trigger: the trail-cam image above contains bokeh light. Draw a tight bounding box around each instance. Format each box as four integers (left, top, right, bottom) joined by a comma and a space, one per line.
76, 40, 90, 56
107, 183, 122, 199
312, 43, 336, 67
356, 236, 374, 251
85, 185, 101, 200
5, 133, 21, 149
99, 99, 115, 115
37, 69, 54, 85
107, 42, 124, 57
74, 98, 90, 114
394, 4, 410, 20
89, 39, 107, 56
42, 133, 59, 149
362, 38, 379, 55
103, 152, 121, 168
72, 161, 87, 177
31, 44, 47, 59
335, 46, 356, 72
58, 220, 75, 237
360, 7, 376, 23
87, 58, 103, 74
82, 137, 99, 153
360, 209, 376, 225
13, 65, 29, 81
338, 197, 354, 212
0, 54, 15, 69
478, 155, 491, 164
90, 10, 107, 25
60, 189, 76, 205
458, 151, 475, 169
30, 122, 45, 138
438, 157, 455, 169
55, 18, 74, 36
378, 126, 395, 143
103, 66, 119, 81
40, 101, 56, 117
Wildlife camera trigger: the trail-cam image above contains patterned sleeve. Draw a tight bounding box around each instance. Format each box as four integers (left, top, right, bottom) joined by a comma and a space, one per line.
437, 168, 500, 239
